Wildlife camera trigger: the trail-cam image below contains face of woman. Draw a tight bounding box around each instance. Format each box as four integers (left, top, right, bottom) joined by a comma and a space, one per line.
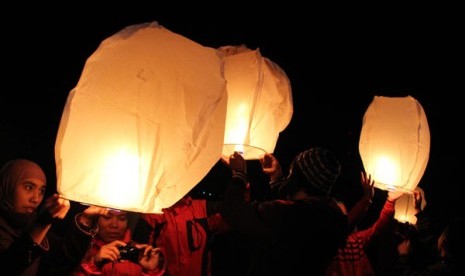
13, 177, 46, 215
97, 210, 129, 243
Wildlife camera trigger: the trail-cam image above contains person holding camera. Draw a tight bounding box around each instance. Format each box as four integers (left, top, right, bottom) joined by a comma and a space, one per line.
71, 209, 166, 275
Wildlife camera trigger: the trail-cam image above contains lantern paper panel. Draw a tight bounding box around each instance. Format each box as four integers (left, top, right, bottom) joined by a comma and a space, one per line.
395, 187, 427, 224
55, 22, 227, 213
219, 45, 293, 160
359, 96, 430, 193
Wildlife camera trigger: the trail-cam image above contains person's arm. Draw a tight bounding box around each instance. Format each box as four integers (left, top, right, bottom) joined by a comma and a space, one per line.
260, 153, 285, 198
260, 153, 283, 182
412, 190, 437, 265
413, 190, 433, 245
47, 205, 109, 274
222, 152, 270, 237
346, 172, 375, 230
356, 190, 404, 244
29, 194, 70, 245
0, 193, 70, 275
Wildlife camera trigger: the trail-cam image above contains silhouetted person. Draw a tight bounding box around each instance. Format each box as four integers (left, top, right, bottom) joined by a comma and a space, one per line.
394, 190, 465, 275
222, 148, 349, 275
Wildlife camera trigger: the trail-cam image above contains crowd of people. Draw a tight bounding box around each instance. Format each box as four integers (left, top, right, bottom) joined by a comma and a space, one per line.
1, 147, 464, 275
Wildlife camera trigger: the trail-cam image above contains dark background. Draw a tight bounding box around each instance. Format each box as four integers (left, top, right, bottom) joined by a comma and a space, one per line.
1, 5, 461, 229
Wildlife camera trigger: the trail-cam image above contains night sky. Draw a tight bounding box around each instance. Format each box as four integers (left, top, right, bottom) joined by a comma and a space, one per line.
1, 5, 460, 228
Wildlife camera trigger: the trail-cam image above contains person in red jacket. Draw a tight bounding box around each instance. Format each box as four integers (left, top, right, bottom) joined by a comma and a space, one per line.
325, 172, 403, 276
71, 209, 165, 276
132, 195, 229, 276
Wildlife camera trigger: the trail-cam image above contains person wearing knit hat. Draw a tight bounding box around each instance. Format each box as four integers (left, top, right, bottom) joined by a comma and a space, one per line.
265, 147, 342, 200
291, 147, 341, 195
222, 149, 349, 275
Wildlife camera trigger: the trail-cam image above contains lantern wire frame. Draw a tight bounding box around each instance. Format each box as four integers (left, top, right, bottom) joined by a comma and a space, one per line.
222, 143, 267, 160
375, 183, 415, 194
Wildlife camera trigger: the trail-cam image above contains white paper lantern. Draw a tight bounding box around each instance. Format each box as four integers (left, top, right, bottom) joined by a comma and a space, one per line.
359, 95, 430, 193
218, 45, 293, 160
55, 22, 227, 213
395, 187, 427, 224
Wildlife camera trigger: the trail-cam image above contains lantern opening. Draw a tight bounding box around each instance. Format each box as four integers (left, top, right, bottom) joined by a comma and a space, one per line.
222, 143, 267, 160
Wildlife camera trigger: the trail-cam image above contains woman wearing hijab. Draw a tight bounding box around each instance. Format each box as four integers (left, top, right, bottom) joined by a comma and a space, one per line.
0, 158, 108, 275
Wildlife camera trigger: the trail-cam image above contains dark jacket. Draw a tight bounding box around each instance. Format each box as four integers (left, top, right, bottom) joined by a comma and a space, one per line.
0, 211, 95, 276
222, 172, 349, 276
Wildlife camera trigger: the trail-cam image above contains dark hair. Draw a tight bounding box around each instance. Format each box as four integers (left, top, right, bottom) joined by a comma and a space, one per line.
393, 221, 418, 244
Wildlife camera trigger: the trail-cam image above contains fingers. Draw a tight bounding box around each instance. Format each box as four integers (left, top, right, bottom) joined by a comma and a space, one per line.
99, 244, 122, 262
361, 172, 374, 186
44, 195, 70, 219
141, 245, 160, 256
109, 240, 127, 248
232, 151, 242, 159
360, 172, 374, 185
135, 243, 148, 250
54, 198, 70, 219
413, 190, 422, 201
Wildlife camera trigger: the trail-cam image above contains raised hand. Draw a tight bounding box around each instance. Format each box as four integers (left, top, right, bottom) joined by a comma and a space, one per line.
387, 190, 404, 202
259, 153, 283, 181
360, 171, 375, 201
413, 190, 423, 213
229, 151, 246, 174
43, 193, 71, 219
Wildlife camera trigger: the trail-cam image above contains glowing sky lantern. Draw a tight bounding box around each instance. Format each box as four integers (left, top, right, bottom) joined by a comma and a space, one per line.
55, 22, 227, 213
219, 45, 293, 159
395, 187, 427, 224
359, 95, 430, 193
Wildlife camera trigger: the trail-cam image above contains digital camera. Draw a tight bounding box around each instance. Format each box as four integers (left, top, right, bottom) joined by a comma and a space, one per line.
118, 245, 141, 263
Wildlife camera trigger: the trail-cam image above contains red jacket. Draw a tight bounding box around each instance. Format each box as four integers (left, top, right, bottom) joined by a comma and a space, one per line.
326, 200, 395, 276
71, 228, 165, 276
133, 196, 228, 276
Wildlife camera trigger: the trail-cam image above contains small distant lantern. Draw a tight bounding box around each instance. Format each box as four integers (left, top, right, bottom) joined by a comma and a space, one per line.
395, 187, 426, 224
359, 96, 430, 193
218, 45, 293, 160
55, 22, 227, 213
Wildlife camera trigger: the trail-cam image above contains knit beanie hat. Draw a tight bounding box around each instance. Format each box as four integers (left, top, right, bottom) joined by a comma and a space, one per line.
293, 147, 341, 195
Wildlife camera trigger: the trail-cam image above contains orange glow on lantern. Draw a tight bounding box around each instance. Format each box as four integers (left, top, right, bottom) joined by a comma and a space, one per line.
219, 45, 293, 160
359, 95, 430, 193
55, 22, 227, 213
395, 187, 427, 224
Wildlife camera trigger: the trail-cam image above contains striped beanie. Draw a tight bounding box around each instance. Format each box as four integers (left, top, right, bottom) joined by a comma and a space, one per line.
293, 147, 341, 195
